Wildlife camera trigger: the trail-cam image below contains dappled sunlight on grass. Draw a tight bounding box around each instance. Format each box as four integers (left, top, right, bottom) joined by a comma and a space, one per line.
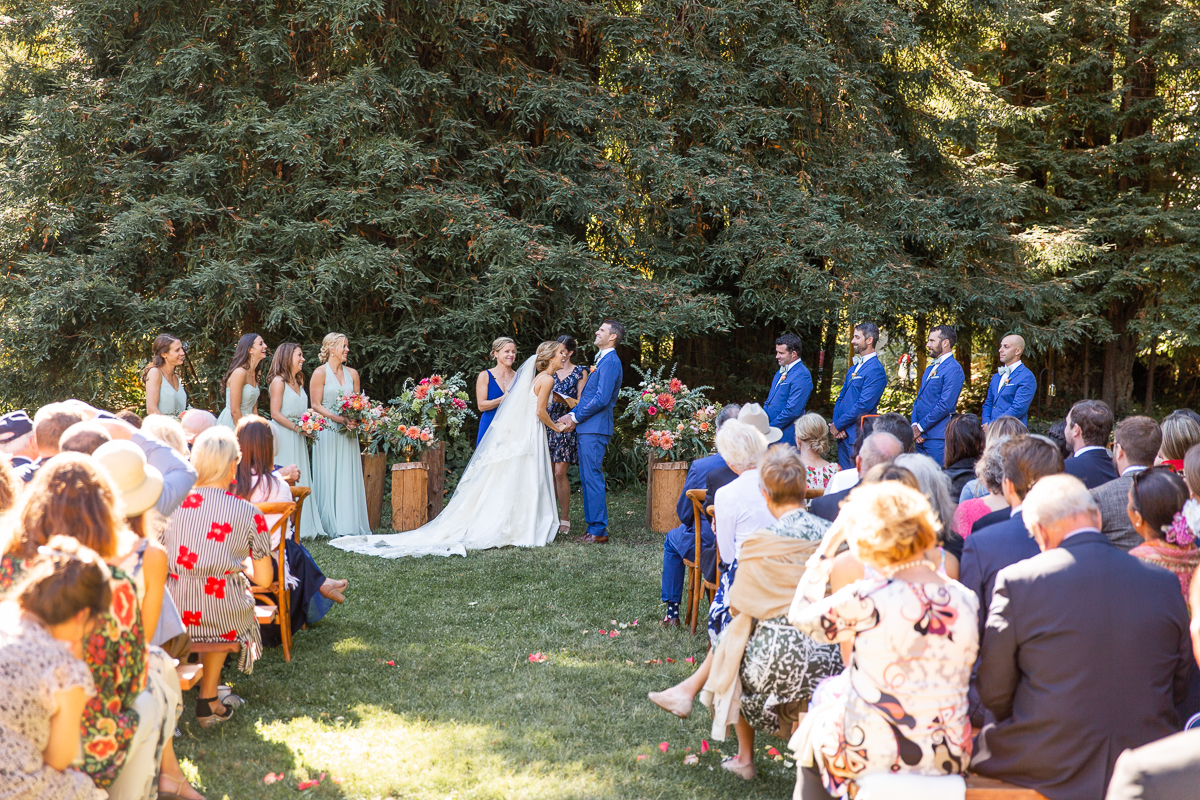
331, 636, 370, 654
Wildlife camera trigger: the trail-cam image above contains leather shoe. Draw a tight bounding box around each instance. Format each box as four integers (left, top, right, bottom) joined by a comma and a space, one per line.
660, 617, 680, 628
581, 534, 609, 544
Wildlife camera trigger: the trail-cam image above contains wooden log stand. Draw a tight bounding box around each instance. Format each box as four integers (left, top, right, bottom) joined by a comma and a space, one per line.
391, 462, 429, 532
361, 452, 387, 530
419, 441, 446, 521
646, 455, 689, 533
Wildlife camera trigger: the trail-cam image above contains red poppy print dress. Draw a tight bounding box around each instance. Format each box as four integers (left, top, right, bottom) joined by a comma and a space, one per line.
162, 487, 271, 672
0, 553, 146, 787
789, 578, 979, 797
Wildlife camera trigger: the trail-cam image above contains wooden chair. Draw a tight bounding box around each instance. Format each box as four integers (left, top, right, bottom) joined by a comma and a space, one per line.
176, 662, 203, 691
964, 776, 1050, 799
699, 504, 722, 632
805, 486, 825, 500
289, 486, 311, 539
682, 489, 714, 633
251, 501, 297, 661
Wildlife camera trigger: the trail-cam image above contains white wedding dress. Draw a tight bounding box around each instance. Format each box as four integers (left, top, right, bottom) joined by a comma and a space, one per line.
331, 355, 559, 558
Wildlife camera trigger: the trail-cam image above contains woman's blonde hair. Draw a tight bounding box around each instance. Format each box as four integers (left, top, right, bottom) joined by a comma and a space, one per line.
319, 332, 348, 364
793, 413, 829, 455
841, 481, 938, 568
535, 340, 562, 373
191, 426, 241, 486
142, 414, 189, 456
1160, 411, 1200, 461
715, 420, 768, 472
490, 337, 516, 359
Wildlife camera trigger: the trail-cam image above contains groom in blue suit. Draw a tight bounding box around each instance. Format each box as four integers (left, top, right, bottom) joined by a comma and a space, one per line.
982, 334, 1037, 427
910, 324, 965, 467
763, 333, 812, 446
831, 322, 889, 469
563, 320, 625, 544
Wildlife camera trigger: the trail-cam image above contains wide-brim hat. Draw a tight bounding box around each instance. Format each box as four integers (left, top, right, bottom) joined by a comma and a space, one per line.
738, 403, 783, 444
93, 440, 164, 518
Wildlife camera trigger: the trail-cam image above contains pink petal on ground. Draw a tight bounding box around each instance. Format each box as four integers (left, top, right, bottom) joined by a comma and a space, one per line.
386, 660, 395, 666
318, 773, 326, 781
298, 779, 319, 790
610, 630, 620, 638
659, 742, 669, 752
263, 773, 280, 784
701, 740, 710, 754
637, 755, 648, 761
767, 747, 780, 757
528, 653, 548, 663
632, 619, 639, 626
685, 657, 695, 663
598, 629, 607, 635
666, 657, 675, 663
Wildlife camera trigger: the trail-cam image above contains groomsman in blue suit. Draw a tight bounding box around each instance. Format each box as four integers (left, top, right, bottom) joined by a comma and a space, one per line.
563, 320, 625, 544
982, 334, 1037, 427
830, 322, 889, 469
763, 333, 812, 446
909, 325, 965, 467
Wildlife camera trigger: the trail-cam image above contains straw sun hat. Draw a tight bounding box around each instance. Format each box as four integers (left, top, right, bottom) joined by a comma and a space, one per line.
738, 403, 783, 444
93, 440, 164, 518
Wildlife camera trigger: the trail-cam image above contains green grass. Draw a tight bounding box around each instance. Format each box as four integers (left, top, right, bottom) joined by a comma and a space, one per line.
172, 488, 799, 799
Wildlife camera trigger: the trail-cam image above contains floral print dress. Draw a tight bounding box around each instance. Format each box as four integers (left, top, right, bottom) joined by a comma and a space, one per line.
547, 364, 586, 464
790, 578, 979, 797
162, 487, 271, 673
0, 553, 145, 788
805, 463, 840, 491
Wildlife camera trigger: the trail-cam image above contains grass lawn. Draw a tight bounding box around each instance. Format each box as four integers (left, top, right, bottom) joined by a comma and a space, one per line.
172, 487, 800, 799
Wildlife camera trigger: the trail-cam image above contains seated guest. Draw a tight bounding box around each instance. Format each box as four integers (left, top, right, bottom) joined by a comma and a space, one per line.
1105, 564, 1200, 800
14, 403, 86, 482
0, 409, 38, 467
788, 482, 979, 799
0, 455, 157, 791
0, 460, 17, 516
1157, 410, 1200, 473
1091, 415, 1162, 551
1045, 419, 1072, 460
809, 432, 904, 522
953, 439, 1011, 537
115, 410, 142, 428
959, 436, 1064, 631
1127, 467, 1199, 598
824, 413, 915, 494
895, 452, 962, 574
660, 403, 740, 626
141, 414, 191, 456
1062, 399, 1118, 488
972, 475, 1193, 800
944, 413, 984, 496
646, 420, 771, 718
180, 408, 217, 446
163, 427, 273, 726
960, 415, 1029, 501
698, 446, 840, 781
794, 412, 839, 490
232, 416, 346, 636
0, 537, 111, 800
705, 404, 775, 500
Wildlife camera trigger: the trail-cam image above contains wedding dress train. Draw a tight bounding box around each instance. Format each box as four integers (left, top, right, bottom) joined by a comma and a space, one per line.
330, 355, 559, 558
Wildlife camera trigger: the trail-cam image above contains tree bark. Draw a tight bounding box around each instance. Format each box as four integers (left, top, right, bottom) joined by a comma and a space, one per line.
817, 311, 838, 407
956, 321, 972, 385
1102, 300, 1139, 413
916, 315, 927, 391
1144, 335, 1157, 413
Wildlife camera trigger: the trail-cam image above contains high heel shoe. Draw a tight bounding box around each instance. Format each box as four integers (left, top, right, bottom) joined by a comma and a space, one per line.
195, 696, 233, 728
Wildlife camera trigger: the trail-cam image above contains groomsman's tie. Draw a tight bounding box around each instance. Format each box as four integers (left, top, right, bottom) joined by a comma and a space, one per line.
998, 364, 1013, 388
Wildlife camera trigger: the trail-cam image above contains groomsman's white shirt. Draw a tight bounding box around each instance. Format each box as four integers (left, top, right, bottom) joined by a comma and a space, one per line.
566, 347, 616, 424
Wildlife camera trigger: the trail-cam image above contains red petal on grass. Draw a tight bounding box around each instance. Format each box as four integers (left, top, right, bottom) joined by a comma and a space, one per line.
666, 658, 675, 663
298, 779, 319, 790
685, 657, 695, 663
598, 629, 607, 635
659, 742, 669, 752
609, 630, 620, 638
636, 755, 648, 761
528, 653, 548, 662
262, 773, 280, 784
386, 660, 395, 666
767, 747, 780, 757
701, 740, 710, 753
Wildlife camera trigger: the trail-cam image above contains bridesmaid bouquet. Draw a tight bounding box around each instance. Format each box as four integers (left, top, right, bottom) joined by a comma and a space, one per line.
289, 409, 329, 437
337, 391, 389, 449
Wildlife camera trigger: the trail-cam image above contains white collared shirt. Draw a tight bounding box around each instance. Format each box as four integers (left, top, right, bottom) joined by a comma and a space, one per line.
1073, 445, 1108, 457
931, 352, 952, 368
1010, 503, 1023, 518
1061, 526, 1100, 543
714, 468, 776, 563
824, 468, 860, 495
1000, 359, 1024, 377
779, 356, 800, 378
595, 347, 614, 364
852, 351, 877, 375
1121, 465, 1149, 477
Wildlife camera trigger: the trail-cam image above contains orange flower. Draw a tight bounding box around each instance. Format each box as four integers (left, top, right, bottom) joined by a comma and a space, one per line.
419, 430, 432, 442
86, 736, 118, 759
699, 422, 709, 432
656, 393, 676, 411
414, 385, 429, 400
406, 426, 421, 438
669, 378, 683, 393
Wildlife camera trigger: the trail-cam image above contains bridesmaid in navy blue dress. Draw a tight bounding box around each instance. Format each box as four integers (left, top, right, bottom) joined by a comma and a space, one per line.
547, 335, 589, 534
475, 337, 518, 446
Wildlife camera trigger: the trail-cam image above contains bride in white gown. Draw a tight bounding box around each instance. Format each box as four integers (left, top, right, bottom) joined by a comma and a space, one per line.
332, 341, 569, 558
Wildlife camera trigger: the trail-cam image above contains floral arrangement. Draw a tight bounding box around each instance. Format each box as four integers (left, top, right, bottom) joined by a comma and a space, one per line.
1171, 501, 1199, 547
288, 408, 329, 437
379, 415, 435, 459
619, 364, 717, 461
337, 391, 389, 451
390, 373, 475, 440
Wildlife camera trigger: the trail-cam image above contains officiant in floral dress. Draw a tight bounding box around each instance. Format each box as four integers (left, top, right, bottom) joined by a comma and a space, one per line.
548, 335, 589, 535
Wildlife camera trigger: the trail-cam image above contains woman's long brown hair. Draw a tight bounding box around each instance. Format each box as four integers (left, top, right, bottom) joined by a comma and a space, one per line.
266, 342, 304, 389
222, 332, 262, 390
3, 454, 123, 560
142, 334, 180, 383
233, 416, 278, 502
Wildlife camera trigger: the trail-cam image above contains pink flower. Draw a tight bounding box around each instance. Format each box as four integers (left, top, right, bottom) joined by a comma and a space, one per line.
669, 378, 683, 393
685, 657, 695, 664
656, 393, 675, 411
452, 398, 467, 409
419, 430, 432, 442
430, 375, 443, 386
298, 779, 320, 790
659, 742, 669, 752
701, 740, 710, 753
406, 426, 421, 438
419, 378, 430, 385
528, 652, 548, 663
647, 406, 658, 416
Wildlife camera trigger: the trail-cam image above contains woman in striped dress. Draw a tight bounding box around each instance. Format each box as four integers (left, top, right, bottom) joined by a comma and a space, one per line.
162, 426, 272, 727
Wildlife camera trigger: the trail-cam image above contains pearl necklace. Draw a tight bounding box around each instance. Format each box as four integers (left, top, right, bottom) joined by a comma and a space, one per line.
877, 557, 937, 578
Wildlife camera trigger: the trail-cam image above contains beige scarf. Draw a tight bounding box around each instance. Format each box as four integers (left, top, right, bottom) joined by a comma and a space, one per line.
699, 531, 821, 739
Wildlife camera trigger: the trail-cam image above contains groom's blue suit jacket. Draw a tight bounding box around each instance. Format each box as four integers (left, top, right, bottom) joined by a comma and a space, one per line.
574, 351, 623, 435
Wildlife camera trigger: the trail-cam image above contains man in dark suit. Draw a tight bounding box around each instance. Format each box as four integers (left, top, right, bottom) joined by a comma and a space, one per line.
1105, 570, 1200, 800
763, 334, 812, 447
910, 325, 965, 467
972, 475, 1193, 800
959, 436, 1064, 631
1090, 416, 1161, 551
1062, 399, 1119, 489
809, 432, 903, 522
830, 322, 889, 469
660, 404, 741, 627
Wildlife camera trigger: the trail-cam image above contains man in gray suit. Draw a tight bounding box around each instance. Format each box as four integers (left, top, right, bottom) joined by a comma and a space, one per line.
972, 475, 1193, 800
1090, 416, 1162, 551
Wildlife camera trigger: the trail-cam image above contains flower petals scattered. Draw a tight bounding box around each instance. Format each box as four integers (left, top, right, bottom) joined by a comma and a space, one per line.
701, 740, 710, 754
685, 657, 695, 664
659, 742, 669, 752
636, 754, 648, 761
528, 652, 547, 663
767, 747, 780, 757
298, 778, 320, 790
262, 772, 284, 784
684, 754, 700, 765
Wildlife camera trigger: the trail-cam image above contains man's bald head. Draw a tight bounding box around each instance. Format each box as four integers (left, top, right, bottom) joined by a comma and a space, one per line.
857, 432, 903, 475
180, 409, 216, 444
999, 334, 1026, 366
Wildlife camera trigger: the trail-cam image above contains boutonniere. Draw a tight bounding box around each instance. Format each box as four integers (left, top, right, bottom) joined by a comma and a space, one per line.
589, 365, 596, 374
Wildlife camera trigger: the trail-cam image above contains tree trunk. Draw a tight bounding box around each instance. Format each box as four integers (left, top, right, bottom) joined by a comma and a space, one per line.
956, 321, 972, 385
1102, 318, 1138, 414
1144, 335, 1157, 413
916, 315, 927, 391
817, 311, 838, 408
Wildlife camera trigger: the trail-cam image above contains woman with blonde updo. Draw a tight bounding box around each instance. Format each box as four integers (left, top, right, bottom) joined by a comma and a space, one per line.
788, 481, 979, 799
476, 336, 518, 447
310, 333, 371, 537
794, 412, 838, 490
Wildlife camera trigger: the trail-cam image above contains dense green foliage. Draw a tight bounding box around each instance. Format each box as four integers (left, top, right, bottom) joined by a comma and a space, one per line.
1, 0, 1199, 414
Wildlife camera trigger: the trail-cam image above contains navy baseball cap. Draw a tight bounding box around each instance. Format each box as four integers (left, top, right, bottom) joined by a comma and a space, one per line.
0, 410, 33, 444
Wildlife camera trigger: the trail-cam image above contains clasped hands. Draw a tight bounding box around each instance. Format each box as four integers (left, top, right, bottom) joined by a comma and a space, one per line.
559, 417, 577, 433
828, 423, 847, 440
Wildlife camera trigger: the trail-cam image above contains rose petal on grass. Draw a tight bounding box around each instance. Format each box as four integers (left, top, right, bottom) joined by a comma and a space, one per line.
318, 773, 326, 782
659, 742, 669, 752
262, 773, 282, 784
598, 629, 607, 635
386, 660, 395, 666
636, 755, 648, 761
611, 620, 618, 625
666, 657, 675, 663
298, 779, 319, 790
620, 623, 628, 629
767, 747, 780, 757
609, 630, 620, 638
528, 653, 547, 663
701, 740, 710, 754
685, 657, 695, 664
632, 619, 639, 626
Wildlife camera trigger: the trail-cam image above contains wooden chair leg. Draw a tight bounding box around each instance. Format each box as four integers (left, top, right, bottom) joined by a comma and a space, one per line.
280, 591, 292, 662
688, 567, 701, 634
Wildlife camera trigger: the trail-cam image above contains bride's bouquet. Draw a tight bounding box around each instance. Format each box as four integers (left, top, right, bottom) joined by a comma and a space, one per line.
619, 364, 717, 461
288, 408, 329, 437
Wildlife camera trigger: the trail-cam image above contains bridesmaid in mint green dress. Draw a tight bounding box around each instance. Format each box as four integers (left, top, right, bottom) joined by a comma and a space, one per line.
310, 332, 372, 537
267, 342, 327, 538
144, 334, 188, 416
217, 333, 269, 429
